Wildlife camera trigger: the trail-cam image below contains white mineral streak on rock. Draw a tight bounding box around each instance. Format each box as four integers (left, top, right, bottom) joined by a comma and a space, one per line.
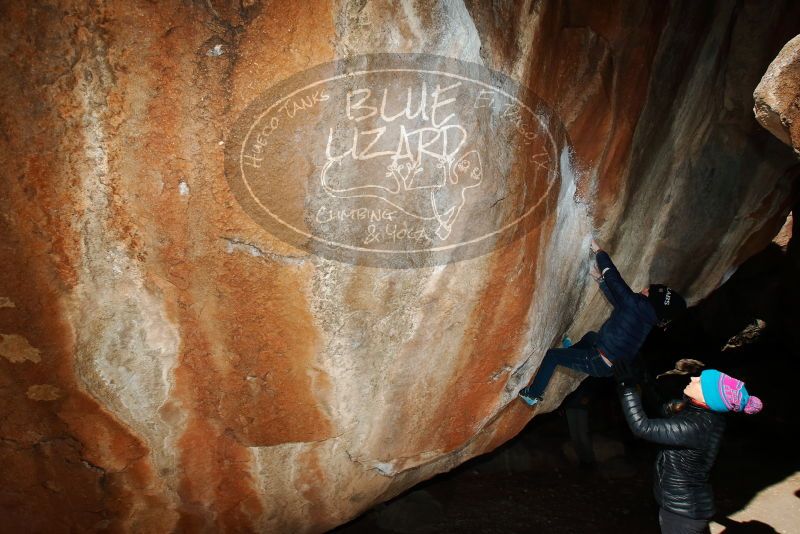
333, 0, 481, 60
511, 146, 593, 410
308, 258, 474, 474
178, 179, 190, 196
249, 443, 315, 533
206, 43, 225, 57
250, 438, 384, 533
68, 32, 182, 519
279, 0, 496, 520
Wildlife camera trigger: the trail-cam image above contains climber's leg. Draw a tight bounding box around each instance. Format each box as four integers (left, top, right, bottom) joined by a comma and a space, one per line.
518, 334, 598, 405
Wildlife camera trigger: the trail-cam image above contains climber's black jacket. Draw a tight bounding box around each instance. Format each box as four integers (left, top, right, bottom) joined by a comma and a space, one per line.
594, 251, 658, 362
619, 387, 727, 520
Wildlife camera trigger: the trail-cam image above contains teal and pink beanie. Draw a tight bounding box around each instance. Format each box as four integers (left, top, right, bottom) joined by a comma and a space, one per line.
700, 369, 763, 414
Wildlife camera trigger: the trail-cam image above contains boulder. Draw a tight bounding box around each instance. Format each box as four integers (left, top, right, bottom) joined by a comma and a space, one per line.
1, 1, 798, 532
754, 34, 800, 155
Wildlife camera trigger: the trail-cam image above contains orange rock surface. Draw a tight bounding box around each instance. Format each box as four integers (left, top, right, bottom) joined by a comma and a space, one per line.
1, 1, 798, 532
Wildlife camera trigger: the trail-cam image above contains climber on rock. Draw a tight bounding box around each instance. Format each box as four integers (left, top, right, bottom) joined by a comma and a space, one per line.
518, 239, 686, 407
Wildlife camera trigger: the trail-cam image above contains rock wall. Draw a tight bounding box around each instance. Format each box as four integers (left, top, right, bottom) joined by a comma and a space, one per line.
1, 1, 798, 532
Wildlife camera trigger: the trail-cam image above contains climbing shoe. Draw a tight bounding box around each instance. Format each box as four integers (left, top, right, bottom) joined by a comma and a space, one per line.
518, 386, 542, 406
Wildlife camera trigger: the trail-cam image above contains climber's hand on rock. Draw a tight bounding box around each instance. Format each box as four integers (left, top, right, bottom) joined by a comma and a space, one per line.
590, 239, 601, 253
590, 262, 602, 282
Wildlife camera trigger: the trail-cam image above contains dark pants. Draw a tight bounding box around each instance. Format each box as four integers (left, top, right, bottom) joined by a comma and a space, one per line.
525, 331, 614, 398
658, 508, 710, 534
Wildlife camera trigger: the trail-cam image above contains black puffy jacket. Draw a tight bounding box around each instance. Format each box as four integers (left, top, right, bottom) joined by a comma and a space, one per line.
595, 251, 658, 362
619, 387, 727, 519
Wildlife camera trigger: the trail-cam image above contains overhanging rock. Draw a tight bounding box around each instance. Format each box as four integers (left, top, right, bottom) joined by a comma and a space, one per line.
1, 1, 799, 532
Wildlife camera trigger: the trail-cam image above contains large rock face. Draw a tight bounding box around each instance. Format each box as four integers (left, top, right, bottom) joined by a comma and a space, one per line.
1, 1, 798, 532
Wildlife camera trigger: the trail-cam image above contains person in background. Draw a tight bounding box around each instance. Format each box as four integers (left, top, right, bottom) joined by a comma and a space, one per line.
614, 361, 763, 534
518, 239, 686, 406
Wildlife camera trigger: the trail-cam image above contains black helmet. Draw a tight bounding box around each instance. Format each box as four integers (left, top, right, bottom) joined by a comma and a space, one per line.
648, 284, 686, 322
